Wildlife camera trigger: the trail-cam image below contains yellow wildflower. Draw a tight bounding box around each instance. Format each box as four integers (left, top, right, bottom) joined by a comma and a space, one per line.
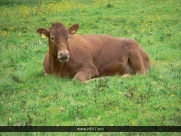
8, 117, 12, 122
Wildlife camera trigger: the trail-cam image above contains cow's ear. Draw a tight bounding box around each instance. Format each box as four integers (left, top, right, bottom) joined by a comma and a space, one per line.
68, 24, 79, 34
37, 28, 49, 38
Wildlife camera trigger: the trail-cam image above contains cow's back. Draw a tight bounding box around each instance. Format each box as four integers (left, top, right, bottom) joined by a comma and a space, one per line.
68, 35, 141, 76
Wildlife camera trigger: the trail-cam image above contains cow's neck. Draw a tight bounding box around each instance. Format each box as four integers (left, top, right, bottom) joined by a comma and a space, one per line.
49, 53, 65, 76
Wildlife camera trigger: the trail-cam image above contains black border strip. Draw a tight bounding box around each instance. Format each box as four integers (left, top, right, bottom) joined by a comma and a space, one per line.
0, 126, 181, 132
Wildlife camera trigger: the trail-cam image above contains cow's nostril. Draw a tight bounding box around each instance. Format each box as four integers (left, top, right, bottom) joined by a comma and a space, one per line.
60, 52, 64, 56
59, 51, 69, 57
58, 50, 70, 62
58, 51, 70, 62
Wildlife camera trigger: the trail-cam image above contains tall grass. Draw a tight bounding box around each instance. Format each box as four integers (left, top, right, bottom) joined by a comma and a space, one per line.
0, 0, 181, 135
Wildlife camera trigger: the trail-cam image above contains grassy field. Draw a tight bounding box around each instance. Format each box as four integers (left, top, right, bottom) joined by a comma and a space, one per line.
0, 0, 181, 135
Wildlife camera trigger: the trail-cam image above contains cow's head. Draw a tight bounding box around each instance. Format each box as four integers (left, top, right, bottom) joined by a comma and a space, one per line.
37, 22, 79, 62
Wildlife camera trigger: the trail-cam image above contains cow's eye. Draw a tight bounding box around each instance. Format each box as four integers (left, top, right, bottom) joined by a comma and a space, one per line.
51, 36, 55, 41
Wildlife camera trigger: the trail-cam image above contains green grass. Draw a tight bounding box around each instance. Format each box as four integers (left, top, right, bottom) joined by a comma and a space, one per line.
0, 0, 181, 135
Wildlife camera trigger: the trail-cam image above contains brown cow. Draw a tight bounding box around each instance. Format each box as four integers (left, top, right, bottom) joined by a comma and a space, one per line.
37, 22, 151, 82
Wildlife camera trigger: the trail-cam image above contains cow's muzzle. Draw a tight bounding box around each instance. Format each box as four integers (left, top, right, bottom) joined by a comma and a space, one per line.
58, 51, 70, 62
